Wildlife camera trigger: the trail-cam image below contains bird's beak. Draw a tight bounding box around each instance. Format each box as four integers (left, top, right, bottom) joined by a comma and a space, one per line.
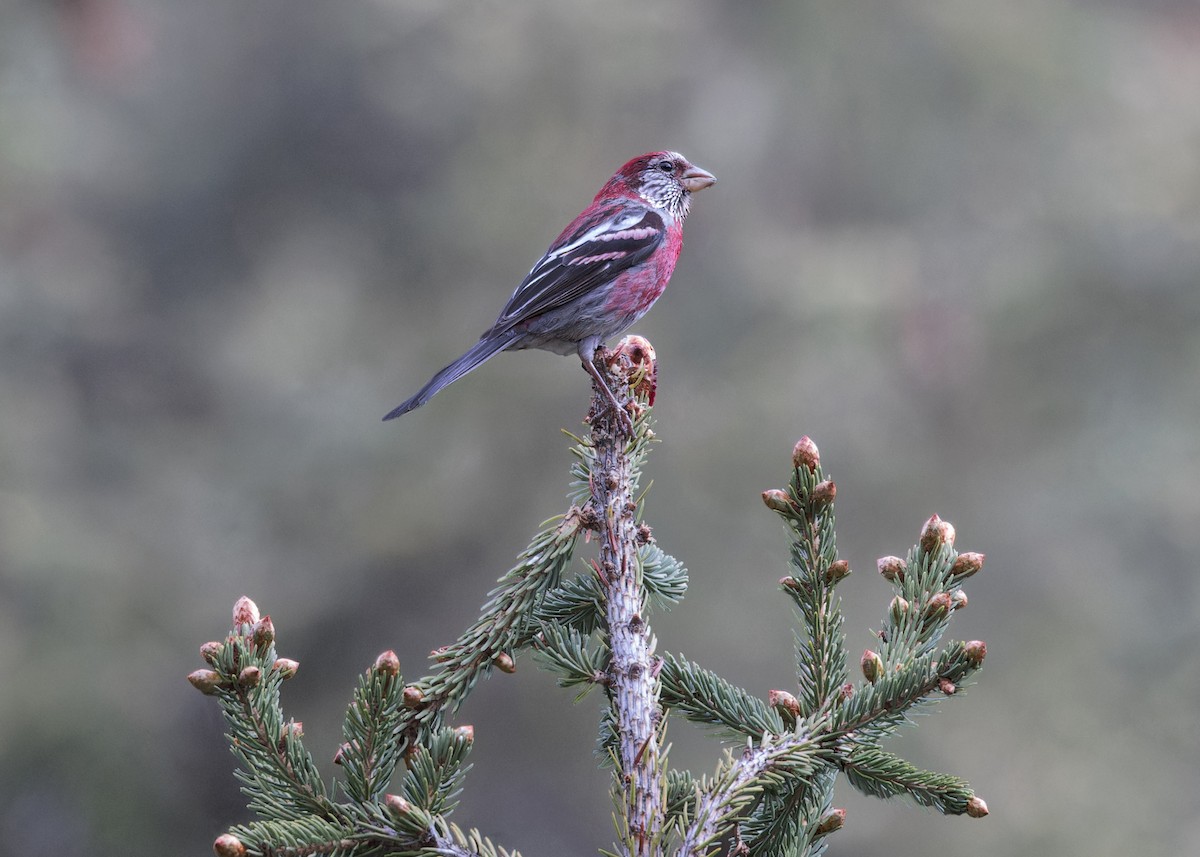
680, 164, 716, 192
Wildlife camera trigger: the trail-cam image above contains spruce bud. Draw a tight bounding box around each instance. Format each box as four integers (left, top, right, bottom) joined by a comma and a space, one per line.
889, 596, 910, 622
938, 677, 957, 696
200, 641, 223, 666
920, 515, 955, 552
402, 685, 425, 708
950, 589, 968, 610
252, 616, 275, 649
877, 555, 906, 584
768, 689, 801, 716
965, 640, 987, 666
762, 489, 793, 514
273, 658, 299, 679
926, 592, 953, 619
333, 742, 351, 765
232, 596, 260, 628
838, 682, 855, 702
792, 436, 821, 472
454, 724, 475, 744
213, 834, 247, 857
824, 560, 851, 585
613, 335, 658, 405
966, 796, 989, 818
384, 794, 412, 816
237, 666, 261, 688
374, 650, 401, 677
280, 720, 303, 742
861, 649, 883, 684
813, 808, 846, 837
951, 552, 985, 579
811, 479, 837, 507
493, 652, 516, 674
188, 669, 222, 695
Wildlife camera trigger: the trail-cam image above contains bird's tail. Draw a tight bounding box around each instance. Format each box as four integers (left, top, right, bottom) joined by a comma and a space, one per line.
382, 331, 515, 421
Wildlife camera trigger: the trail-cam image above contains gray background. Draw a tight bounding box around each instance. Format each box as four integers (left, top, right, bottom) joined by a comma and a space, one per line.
2, 1, 1198, 855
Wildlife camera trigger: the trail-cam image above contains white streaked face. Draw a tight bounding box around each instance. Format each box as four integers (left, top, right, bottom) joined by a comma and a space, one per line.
636, 152, 714, 219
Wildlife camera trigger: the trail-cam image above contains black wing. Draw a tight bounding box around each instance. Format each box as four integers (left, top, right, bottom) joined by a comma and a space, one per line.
491, 202, 666, 333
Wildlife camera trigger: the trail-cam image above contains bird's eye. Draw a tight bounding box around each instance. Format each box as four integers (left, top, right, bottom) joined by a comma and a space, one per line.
657, 161, 675, 173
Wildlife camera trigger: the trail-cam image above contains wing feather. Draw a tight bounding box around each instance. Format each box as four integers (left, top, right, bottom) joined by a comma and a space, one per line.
490, 203, 665, 332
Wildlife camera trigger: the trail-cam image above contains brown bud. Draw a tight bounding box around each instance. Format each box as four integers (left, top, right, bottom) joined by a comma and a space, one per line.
811, 479, 837, 507
792, 436, 821, 472
232, 596, 260, 628
779, 576, 807, 593
762, 489, 793, 514
613, 335, 658, 406
877, 555, 906, 584
333, 742, 351, 765
768, 689, 801, 716
964, 640, 987, 666
374, 650, 401, 677
200, 641, 223, 666
493, 652, 516, 674
252, 616, 275, 649
237, 665, 261, 688
402, 685, 425, 708
384, 794, 412, 816
188, 669, 222, 695
920, 515, 956, 553
213, 834, 247, 857
889, 596, 910, 622
429, 645, 452, 662
280, 720, 303, 742
454, 724, 475, 744
813, 807, 846, 837
272, 658, 299, 679
824, 560, 851, 585
950, 589, 968, 611
951, 552, 985, 579
926, 592, 953, 618
838, 682, 855, 702
938, 677, 957, 696
966, 796, 989, 818
861, 649, 883, 684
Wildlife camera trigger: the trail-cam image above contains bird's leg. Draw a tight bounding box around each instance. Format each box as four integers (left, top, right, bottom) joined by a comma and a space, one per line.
579, 338, 633, 435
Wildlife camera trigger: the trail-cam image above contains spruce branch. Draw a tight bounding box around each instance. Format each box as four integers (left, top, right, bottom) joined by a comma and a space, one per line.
401, 506, 586, 733
838, 747, 974, 814
191, 335, 994, 856
583, 339, 668, 857
339, 651, 406, 804
199, 599, 339, 823
659, 654, 785, 740
531, 622, 611, 693
673, 733, 821, 857
766, 438, 848, 717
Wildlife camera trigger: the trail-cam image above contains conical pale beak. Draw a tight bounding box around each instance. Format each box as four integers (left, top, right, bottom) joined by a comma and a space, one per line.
681, 164, 716, 192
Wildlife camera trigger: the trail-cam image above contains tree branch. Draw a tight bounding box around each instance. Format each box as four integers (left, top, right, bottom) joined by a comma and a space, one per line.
588, 340, 664, 857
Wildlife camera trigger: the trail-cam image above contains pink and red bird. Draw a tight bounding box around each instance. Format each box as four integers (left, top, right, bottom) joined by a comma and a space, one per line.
383, 151, 715, 423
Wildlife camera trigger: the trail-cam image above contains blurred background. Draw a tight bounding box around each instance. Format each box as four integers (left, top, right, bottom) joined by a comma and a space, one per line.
2, 0, 1199, 855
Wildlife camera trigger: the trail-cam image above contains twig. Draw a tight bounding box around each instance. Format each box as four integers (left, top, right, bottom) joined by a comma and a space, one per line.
590, 345, 663, 856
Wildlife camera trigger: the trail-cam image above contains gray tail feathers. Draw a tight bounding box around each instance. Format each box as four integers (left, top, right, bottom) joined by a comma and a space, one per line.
382, 332, 515, 421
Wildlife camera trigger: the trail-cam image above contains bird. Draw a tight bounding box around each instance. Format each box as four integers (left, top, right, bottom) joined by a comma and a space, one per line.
382, 150, 715, 426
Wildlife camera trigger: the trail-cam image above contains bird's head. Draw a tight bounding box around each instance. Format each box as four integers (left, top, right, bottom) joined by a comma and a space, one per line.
603, 151, 716, 220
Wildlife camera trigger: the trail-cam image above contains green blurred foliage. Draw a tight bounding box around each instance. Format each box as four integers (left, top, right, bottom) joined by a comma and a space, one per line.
1, 1, 1198, 855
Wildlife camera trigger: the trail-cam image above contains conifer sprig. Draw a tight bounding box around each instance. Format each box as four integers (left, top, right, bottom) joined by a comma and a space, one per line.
401, 506, 586, 734
190, 336, 992, 857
